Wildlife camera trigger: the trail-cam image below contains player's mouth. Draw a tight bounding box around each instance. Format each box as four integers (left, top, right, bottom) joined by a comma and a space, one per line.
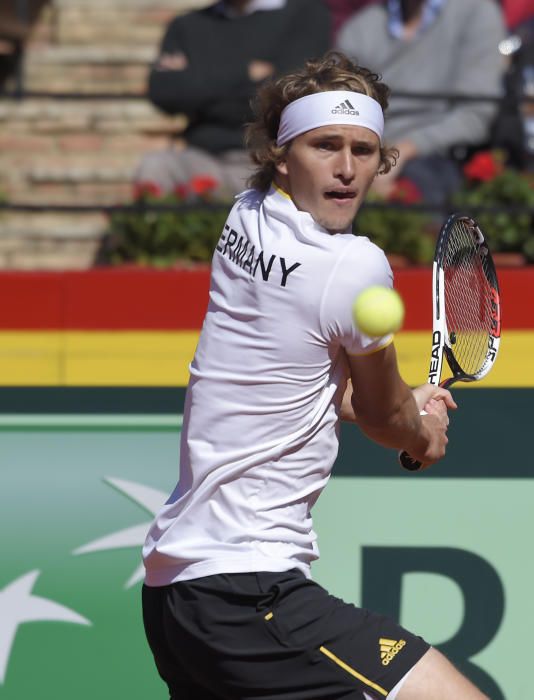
324, 189, 357, 203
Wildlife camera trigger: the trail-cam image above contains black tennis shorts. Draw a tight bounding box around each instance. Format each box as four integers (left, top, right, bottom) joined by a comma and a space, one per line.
142, 569, 430, 700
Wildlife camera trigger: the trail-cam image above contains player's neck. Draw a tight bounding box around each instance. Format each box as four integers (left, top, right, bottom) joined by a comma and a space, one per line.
273, 175, 290, 198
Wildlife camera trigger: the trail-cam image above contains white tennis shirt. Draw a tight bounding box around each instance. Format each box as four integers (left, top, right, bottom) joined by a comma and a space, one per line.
143, 186, 393, 585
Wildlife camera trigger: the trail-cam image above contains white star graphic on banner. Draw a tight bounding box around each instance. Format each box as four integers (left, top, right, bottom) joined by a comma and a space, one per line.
0, 570, 91, 684
73, 477, 167, 588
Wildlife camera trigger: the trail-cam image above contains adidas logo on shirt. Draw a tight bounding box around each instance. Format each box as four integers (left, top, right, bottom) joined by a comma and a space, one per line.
331, 99, 359, 116
379, 637, 406, 666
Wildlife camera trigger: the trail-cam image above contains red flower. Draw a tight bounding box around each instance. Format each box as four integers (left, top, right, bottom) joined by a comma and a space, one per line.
174, 183, 190, 199
388, 177, 423, 204
133, 181, 162, 200
189, 174, 219, 196
463, 151, 504, 182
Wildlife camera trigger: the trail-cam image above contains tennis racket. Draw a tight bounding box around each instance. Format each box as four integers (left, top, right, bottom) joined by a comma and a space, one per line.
399, 213, 501, 471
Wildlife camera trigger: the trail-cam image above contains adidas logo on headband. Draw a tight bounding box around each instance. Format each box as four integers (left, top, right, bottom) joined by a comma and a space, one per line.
331, 99, 359, 116
276, 91, 384, 146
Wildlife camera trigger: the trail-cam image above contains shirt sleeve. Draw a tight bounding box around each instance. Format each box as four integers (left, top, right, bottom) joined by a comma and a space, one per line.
319, 237, 394, 356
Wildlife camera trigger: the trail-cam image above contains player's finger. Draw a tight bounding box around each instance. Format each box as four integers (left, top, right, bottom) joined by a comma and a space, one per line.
424, 398, 447, 416
412, 383, 456, 411
423, 399, 450, 428
435, 389, 457, 410
424, 385, 457, 410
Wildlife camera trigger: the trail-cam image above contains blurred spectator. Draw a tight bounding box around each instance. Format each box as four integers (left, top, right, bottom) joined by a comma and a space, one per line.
491, 0, 534, 170
135, 0, 331, 199
337, 0, 507, 205
324, 0, 379, 39
0, 13, 25, 87
0, 37, 17, 85
497, 9, 534, 169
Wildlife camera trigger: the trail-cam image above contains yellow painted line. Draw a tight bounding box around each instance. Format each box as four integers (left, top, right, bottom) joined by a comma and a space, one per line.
0, 330, 531, 386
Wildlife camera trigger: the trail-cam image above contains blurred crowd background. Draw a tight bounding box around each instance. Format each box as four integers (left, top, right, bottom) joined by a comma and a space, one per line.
0, 0, 533, 270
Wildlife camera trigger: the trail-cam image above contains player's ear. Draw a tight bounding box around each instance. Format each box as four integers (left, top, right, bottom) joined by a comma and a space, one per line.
275, 159, 288, 176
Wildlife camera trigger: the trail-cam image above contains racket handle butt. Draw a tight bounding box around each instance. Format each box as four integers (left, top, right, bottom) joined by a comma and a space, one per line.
398, 450, 423, 471
398, 409, 427, 471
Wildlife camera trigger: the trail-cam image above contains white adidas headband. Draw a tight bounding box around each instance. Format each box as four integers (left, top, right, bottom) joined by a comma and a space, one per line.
276, 91, 384, 146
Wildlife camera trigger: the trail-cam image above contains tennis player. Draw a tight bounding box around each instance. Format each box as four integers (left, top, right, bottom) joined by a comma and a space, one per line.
142, 52, 487, 699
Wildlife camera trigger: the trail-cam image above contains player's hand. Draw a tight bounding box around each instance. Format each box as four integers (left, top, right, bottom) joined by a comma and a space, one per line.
412, 383, 457, 414
407, 384, 457, 467
417, 412, 450, 465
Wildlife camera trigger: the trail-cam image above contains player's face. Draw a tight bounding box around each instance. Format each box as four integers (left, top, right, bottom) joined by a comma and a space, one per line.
275, 125, 381, 234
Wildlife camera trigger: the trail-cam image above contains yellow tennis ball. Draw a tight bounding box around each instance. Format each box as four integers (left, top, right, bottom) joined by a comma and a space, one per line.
352, 286, 405, 337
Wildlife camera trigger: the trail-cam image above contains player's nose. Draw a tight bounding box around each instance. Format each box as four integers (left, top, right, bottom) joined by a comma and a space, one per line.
334, 148, 356, 180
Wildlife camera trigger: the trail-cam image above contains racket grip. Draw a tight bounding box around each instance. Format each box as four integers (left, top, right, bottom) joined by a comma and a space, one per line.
398, 450, 423, 471
398, 409, 427, 472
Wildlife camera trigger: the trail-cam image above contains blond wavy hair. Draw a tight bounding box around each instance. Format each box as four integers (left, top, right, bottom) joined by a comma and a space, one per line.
245, 51, 397, 192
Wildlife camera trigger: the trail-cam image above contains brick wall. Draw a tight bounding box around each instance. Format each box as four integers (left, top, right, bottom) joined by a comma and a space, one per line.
0, 0, 208, 269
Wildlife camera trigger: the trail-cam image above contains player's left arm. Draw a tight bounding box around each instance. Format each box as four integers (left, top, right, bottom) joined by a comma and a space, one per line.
340, 343, 414, 430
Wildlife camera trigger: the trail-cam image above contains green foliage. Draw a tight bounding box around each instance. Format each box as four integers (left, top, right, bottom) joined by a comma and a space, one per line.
104, 194, 437, 267
355, 196, 436, 265
104, 195, 229, 267
101, 160, 534, 267
454, 152, 534, 262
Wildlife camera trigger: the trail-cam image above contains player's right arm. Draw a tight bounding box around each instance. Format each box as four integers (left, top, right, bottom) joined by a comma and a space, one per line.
342, 344, 456, 467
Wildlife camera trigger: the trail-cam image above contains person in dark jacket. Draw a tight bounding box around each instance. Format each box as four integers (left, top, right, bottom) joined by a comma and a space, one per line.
134, 0, 331, 198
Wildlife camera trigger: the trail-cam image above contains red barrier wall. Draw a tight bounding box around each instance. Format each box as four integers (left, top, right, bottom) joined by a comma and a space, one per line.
1, 265, 530, 330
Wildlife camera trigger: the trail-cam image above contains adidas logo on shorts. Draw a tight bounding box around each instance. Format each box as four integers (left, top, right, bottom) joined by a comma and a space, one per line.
331, 99, 359, 116
379, 638, 406, 666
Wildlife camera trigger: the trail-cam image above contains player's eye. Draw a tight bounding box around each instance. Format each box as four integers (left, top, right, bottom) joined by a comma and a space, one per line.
316, 141, 337, 151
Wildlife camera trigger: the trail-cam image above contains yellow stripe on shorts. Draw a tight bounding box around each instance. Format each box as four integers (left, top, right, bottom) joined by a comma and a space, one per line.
319, 645, 388, 697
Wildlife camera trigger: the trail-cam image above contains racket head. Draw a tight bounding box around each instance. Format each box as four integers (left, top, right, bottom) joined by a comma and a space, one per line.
400, 214, 501, 472
433, 213, 501, 386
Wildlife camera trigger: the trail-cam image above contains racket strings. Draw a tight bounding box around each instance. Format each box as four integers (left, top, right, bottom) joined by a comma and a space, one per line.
443, 220, 494, 376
